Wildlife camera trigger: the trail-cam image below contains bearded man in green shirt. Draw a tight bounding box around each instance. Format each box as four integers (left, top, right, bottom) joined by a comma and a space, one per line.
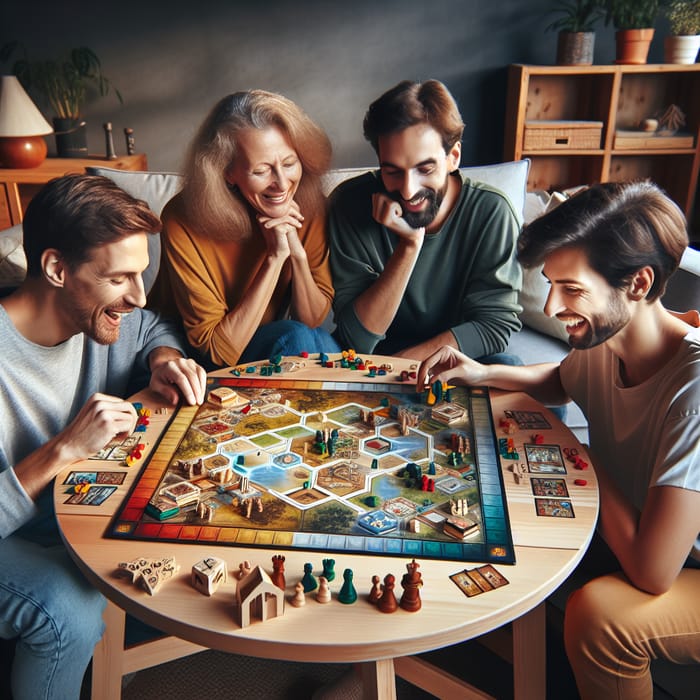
329, 79, 522, 361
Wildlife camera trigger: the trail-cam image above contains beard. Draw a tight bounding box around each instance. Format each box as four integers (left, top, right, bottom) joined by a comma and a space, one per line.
567, 292, 630, 350
389, 179, 448, 229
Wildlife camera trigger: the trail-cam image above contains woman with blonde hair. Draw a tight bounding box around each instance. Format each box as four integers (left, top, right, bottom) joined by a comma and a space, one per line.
149, 90, 339, 368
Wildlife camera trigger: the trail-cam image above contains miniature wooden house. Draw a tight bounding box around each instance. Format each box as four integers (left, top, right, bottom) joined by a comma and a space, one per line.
234, 565, 284, 627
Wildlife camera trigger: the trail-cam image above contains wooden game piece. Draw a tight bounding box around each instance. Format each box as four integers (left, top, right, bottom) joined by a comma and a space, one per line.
116, 556, 151, 583
368, 574, 382, 604
399, 559, 423, 612
236, 560, 252, 580
321, 558, 336, 582
289, 581, 306, 607
301, 562, 318, 592
271, 554, 286, 590
234, 565, 285, 627
444, 515, 479, 541
377, 573, 398, 613
338, 568, 357, 604
208, 386, 240, 405
139, 557, 179, 596
574, 478, 588, 486
316, 576, 331, 603
191, 556, 227, 596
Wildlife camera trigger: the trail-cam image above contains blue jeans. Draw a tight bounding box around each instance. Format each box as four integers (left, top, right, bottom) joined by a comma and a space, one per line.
239, 320, 341, 364
0, 534, 105, 700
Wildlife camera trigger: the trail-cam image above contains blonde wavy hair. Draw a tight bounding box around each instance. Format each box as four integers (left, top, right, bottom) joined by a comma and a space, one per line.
181, 90, 332, 240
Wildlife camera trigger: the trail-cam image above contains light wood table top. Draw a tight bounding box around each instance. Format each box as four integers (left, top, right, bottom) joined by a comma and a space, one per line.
55, 354, 598, 698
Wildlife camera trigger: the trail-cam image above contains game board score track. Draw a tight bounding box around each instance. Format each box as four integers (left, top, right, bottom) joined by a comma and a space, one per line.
107, 376, 516, 564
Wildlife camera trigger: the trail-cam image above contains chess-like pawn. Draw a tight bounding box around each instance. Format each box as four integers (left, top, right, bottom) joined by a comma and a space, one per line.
377, 573, 398, 613
368, 574, 382, 604
289, 581, 306, 607
399, 559, 423, 612
236, 560, 252, 580
301, 562, 318, 592
271, 554, 286, 590
322, 558, 336, 582
316, 576, 331, 604
338, 568, 357, 604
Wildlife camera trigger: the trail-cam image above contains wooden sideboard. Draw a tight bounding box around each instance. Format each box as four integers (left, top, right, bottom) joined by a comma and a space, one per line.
0, 153, 148, 229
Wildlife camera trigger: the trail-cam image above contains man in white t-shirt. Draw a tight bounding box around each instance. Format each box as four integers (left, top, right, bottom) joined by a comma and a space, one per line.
417, 181, 700, 699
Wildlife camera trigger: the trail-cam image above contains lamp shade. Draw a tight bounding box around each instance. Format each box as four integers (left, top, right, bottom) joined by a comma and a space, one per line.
0, 75, 53, 168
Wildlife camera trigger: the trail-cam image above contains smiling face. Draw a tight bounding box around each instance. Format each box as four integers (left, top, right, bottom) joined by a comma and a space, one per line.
59, 233, 149, 345
225, 126, 302, 218
377, 123, 460, 231
542, 247, 631, 350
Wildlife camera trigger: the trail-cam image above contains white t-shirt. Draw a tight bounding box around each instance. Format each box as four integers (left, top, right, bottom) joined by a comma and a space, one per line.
560, 326, 700, 562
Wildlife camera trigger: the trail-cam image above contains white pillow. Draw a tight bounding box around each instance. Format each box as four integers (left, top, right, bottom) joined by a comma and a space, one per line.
520, 191, 570, 342
85, 167, 183, 294
0, 224, 26, 288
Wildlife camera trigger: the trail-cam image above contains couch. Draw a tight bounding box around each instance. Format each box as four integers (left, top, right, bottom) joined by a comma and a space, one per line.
2, 160, 700, 443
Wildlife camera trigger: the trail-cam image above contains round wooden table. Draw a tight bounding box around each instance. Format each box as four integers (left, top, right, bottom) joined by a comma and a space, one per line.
55, 355, 598, 700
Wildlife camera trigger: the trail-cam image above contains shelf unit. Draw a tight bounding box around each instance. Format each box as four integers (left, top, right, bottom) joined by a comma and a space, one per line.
0, 153, 148, 230
504, 64, 700, 231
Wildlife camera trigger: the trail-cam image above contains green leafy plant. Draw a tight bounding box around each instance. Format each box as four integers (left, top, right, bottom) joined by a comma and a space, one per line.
602, 0, 663, 29
0, 43, 122, 120
666, 0, 700, 34
546, 0, 605, 32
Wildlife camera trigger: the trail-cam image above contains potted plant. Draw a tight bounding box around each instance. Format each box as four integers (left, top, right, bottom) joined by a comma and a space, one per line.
546, 1, 605, 64
602, 0, 663, 63
0, 43, 122, 157
664, 1, 700, 63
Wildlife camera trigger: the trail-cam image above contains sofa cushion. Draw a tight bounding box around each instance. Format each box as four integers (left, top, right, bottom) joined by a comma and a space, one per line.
0, 224, 26, 289
85, 167, 183, 294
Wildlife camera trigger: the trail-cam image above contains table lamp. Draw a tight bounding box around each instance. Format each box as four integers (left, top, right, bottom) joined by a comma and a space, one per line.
0, 75, 53, 169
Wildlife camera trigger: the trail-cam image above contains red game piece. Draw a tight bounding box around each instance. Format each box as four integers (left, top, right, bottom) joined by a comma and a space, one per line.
241, 404, 251, 414
300, 351, 309, 358
574, 478, 588, 486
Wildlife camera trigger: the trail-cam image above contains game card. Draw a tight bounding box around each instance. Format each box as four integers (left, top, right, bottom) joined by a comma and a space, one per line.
64, 485, 117, 505
63, 471, 126, 486
524, 444, 566, 474
503, 409, 551, 430
535, 497, 575, 518
467, 567, 493, 592
530, 477, 569, 498
475, 564, 510, 589
450, 570, 485, 597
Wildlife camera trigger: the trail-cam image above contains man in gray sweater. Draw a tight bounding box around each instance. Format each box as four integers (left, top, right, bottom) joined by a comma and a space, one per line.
329, 79, 522, 361
0, 174, 206, 700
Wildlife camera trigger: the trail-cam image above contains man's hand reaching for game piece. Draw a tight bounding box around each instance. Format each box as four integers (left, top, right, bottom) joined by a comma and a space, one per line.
416, 346, 487, 391
149, 350, 207, 406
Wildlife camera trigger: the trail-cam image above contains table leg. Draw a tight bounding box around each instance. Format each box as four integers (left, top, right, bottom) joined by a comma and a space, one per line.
512, 602, 546, 700
359, 658, 397, 700
91, 600, 126, 700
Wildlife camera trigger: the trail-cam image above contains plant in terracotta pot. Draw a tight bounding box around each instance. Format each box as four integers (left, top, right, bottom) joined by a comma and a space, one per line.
0, 43, 122, 157
602, 0, 663, 63
546, 0, 605, 64
664, 0, 700, 63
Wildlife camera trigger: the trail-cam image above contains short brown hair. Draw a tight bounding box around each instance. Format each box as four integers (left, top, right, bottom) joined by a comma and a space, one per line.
181, 90, 331, 240
518, 181, 688, 302
22, 174, 161, 277
363, 79, 464, 154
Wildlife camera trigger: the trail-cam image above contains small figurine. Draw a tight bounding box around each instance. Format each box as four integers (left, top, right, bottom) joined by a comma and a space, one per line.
316, 576, 331, 604
271, 554, 286, 590
289, 581, 306, 607
103, 122, 117, 159
338, 568, 357, 604
322, 558, 336, 582
124, 126, 135, 155
368, 574, 382, 604
377, 573, 398, 613
301, 562, 318, 592
399, 559, 423, 612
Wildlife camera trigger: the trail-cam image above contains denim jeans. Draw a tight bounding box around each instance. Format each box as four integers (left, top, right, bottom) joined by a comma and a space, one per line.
239, 319, 341, 364
0, 534, 105, 700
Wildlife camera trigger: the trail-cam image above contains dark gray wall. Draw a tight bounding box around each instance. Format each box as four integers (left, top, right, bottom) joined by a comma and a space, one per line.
1, 0, 667, 172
